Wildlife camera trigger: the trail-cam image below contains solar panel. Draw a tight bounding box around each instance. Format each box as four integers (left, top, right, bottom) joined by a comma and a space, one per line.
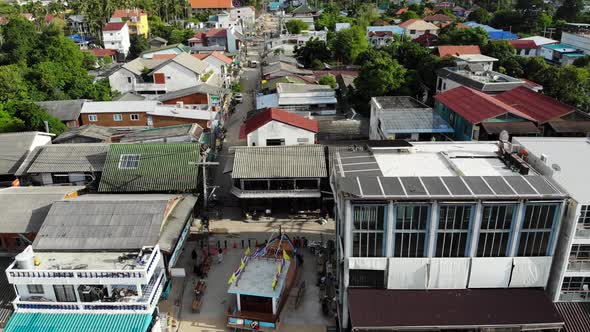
463, 177, 493, 195
360, 177, 384, 196
505, 176, 537, 195
340, 157, 379, 165
339, 177, 362, 196
400, 177, 428, 196
342, 162, 381, 172
421, 177, 450, 196
379, 177, 406, 197
483, 177, 515, 195
526, 176, 559, 195
441, 177, 471, 196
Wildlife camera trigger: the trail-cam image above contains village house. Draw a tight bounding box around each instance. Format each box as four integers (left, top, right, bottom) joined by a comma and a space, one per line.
229, 6, 256, 27
239, 107, 319, 146
36, 99, 88, 128
399, 19, 439, 39
541, 43, 585, 66
366, 26, 404, 47
52, 125, 118, 144
157, 84, 227, 109
80, 101, 158, 128
423, 13, 453, 27
262, 62, 313, 80
193, 51, 234, 87
148, 37, 168, 49
66, 15, 90, 36
120, 124, 204, 144
110, 9, 149, 37
140, 43, 191, 59
256, 83, 337, 116
147, 105, 220, 129
102, 21, 130, 60
0, 132, 53, 187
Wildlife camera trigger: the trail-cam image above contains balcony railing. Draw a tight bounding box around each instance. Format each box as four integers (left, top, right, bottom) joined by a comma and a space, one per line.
559, 291, 590, 302
231, 187, 321, 198
567, 260, 590, 272
575, 227, 590, 238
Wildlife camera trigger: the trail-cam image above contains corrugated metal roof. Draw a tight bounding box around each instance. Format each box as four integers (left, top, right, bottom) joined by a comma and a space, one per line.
4, 312, 151, 332
120, 124, 203, 143
380, 109, 454, 134
480, 121, 540, 135
495, 86, 575, 124
0, 186, 84, 234
158, 195, 197, 253
53, 125, 115, 144
36, 99, 87, 121
239, 107, 319, 139
32, 196, 172, 251
20, 144, 108, 174
98, 143, 200, 193
0, 132, 45, 175
0, 258, 15, 327
231, 145, 327, 179
555, 302, 590, 332
548, 120, 590, 133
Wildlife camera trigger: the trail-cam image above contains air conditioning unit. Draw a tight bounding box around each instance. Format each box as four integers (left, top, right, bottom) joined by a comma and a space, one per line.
540, 154, 548, 163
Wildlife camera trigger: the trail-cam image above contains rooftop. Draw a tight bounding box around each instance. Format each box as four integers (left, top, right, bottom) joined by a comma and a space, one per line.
379, 110, 454, 134
16, 143, 109, 175
36, 99, 87, 122
495, 86, 575, 123
276, 83, 333, 94
455, 54, 498, 62
542, 43, 579, 52
190, 0, 232, 9
120, 124, 203, 143
0, 132, 51, 175
4, 312, 152, 332
22, 249, 152, 271
239, 107, 319, 139
399, 19, 439, 31
373, 96, 430, 110
53, 125, 116, 144
437, 67, 525, 93
228, 257, 290, 298
520, 36, 558, 46
103, 21, 127, 31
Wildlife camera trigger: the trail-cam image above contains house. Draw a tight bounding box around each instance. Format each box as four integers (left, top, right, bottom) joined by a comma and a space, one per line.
366, 26, 404, 47
262, 62, 313, 79
189, 28, 242, 53
454, 53, 498, 71
229, 145, 327, 211
3, 193, 197, 332
15, 144, 109, 188
509, 39, 539, 57
0, 186, 83, 256
148, 36, 168, 49
195, 51, 233, 87
452, 5, 467, 17
262, 75, 315, 94
423, 13, 453, 27
110, 9, 149, 37
560, 30, 590, 55
399, 19, 439, 39
36, 99, 87, 128
464, 22, 519, 40
257, 83, 337, 115
435, 63, 526, 94
206, 11, 241, 30
331, 140, 568, 331
80, 101, 159, 127
120, 124, 204, 143
263, 54, 300, 66
157, 83, 227, 109
520, 36, 559, 48
191, 0, 233, 14
229, 7, 256, 27
108, 53, 212, 95
413, 32, 438, 47
239, 107, 319, 146
98, 143, 201, 193
84, 48, 118, 63
147, 105, 220, 129
0, 132, 53, 187
140, 43, 191, 59
541, 43, 585, 66
369, 96, 453, 141
102, 21, 130, 59
52, 125, 118, 144
436, 45, 481, 57
66, 15, 90, 36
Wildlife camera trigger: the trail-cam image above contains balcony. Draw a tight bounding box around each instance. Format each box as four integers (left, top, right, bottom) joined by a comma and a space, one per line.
231, 187, 321, 199
6, 246, 161, 285
575, 226, 590, 238
133, 82, 166, 92
567, 260, 590, 272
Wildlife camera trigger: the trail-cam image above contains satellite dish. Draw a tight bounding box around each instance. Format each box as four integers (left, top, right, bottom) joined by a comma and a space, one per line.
552, 164, 561, 172
499, 130, 509, 143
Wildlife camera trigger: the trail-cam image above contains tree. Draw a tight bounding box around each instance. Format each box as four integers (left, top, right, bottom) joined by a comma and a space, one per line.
331, 26, 368, 64
294, 37, 331, 67
573, 55, 590, 68
128, 34, 149, 60
399, 10, 420, 22
490, 10, 524, 33
482, 41, 516, 63
0, 64, 30, 102
467, 8, 492, 24
4, 101, 66, 135
0, 16, 38, 65
550, 65, 590, 110
515, 0, 544, 11
556, 0, 583, 21
0, 109, 24, 133
438, 27, 488, 47
273, 48, 285, 56
168, 28, 195, 44
231, 82, 242, 93
311, 59, 324, 70
319, 74, 337, 88
286, 19, 308, 34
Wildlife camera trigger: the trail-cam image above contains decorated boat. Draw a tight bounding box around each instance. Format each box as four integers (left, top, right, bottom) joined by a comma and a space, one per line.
226, 232, 299, 331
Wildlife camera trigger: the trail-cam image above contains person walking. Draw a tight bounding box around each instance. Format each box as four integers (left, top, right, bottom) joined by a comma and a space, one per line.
217, 248, 224, 264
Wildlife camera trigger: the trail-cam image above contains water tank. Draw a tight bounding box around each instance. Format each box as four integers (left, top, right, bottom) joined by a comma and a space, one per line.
15, 250, 34, 270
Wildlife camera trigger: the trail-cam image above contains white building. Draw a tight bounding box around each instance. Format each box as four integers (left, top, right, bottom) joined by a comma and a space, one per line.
239, 107, 318, 146
436, 65, 526, 95
102, 21, 130, 59
399, 19, 439, 39
331, 141, 568, 331
453, 54, 498, 72
257, 83, 337, 116
561, 31, 590, 55
230, 7, 256, 26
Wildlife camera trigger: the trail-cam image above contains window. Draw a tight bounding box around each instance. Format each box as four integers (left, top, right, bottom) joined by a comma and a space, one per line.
410, 30, 416, 34
27, 285, 44, 294
352, 205, 386, 257
579, 205, 590, 228
437, 78, 443, 91
569, 244, 590, 271
297, 137, 309, 144
53, 285, 77, 302
266, 138, 285, 146
349, 269, 385, 288
425, 30, 430, 33
394, 205, 429, 257
127, 77, 132, 83
477, 204, 516, 257
118, 154, 140, 169
561, 277, 590, 302
517, 204, 558, 256
113, 114, 123, 121
166, 76, 171, 79
130, 114, 140, 121
88, 114, 97, 122
436, 205, 473, 257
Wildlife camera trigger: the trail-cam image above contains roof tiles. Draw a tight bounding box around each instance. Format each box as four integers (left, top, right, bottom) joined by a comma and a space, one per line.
239, 107, 319, 139
495, 86, 575, 123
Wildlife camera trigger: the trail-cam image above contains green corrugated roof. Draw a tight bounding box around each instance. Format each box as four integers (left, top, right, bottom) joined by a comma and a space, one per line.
98, 143, 200, 193
4, 312, 152, 332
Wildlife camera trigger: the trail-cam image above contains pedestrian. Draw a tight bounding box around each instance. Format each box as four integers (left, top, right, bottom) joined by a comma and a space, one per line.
191, 249, 197, 260
217, 248, 224, 264
303, 237, 308, 248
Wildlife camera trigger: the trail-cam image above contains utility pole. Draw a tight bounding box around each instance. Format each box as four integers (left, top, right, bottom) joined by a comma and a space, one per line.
189, 159, 219, 211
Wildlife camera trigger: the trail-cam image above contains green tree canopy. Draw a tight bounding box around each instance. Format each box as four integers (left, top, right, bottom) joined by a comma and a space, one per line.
4, 101, 66, 135
467, 8, 492, 24
331, 26, 368, 64
128, 34, 149, 60
286, 19, 309, 34
556, 0, 584, 21
438, 27, 488, 47
294, 37, 331, 67
319, 74, 337, 88
399, 10, 420, 21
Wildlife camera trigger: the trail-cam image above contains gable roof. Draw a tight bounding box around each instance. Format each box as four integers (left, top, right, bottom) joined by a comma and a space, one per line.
120, 124, 203, 143
292, 4, 315, 14
0, 132, 50, 175
395, 8, 408, 15
190, 0, 232, 9
103, 21, 127, 31
495, 86, 575, 124
0, 186, 84, 234
509, 39, 537, 49
399, 19, 439, 31
157, 83, 227, 101
98, 143, 200, 193
53, 125, 116, 144
437, 45, 481, 57
520, 36, 558, 46
140, 43, 191, 57
36, 99, 87, 122
205, 28, 227, 38
209, 51, 233, 64
151, 52, 210, 75
16, 143, 109, 175
423, 14, 453, 22
121, 57, 167, 75
434, 86, 535, 124
239, 107, 319, 139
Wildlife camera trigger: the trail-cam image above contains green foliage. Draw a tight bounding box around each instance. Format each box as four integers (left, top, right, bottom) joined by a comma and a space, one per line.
319, 74, 337, 88
0, 64, 30, 102
331, 26, 368, 64
168, 28, 195, 44
0, 16, 38, 65
231, 82, 242, 93
128, 34, 149, 60
294, 37, 331, 67
438, 27, 489, 47
4, 101, 66, 135
201, 70, 214, 82
573, 55, 590, 68
315, 4, 354, 32
311, 59, 324, 70
0, 109, 25, 133
273, 48, 285, 56
467, 8, 492, 24
555, 0, 584, 21
399, 10, 420, 21
490, 10, 524, 33
82, 52, 98, 70
286, 19, 309, 34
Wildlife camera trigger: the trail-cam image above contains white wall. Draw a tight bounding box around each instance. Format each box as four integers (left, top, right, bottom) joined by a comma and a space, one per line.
31, 134, 52, 150
141, 49, 182, 59
227, 27, 239, 53
103, 24, 130, 56
109, 68, 137, 94
561, 32, 590, 55
436, 76, 462, 94
153, 61, 200, 92
230, 7, 255, 25
16, 284, 57, 302
247, 121, 316, 146
404, 27, 439, 39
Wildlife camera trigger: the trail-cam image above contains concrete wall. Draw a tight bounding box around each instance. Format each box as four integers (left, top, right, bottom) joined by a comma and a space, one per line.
435, 76, 462, 94
152, 61, 200, 92
108, 68, 137, 94
103, 24, 130, 56
16, 283, 58, 302
246, 120, 315, 146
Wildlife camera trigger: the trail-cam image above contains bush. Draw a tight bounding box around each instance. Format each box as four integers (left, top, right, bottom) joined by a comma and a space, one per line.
286, 19, 309, 34
319, 74, 337, 88
231, 82, 242, 93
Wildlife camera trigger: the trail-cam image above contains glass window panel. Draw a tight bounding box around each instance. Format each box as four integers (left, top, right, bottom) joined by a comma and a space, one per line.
436, 205, 472, 257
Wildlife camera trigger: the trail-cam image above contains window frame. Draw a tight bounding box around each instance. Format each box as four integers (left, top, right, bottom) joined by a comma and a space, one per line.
27, 284, 44, 294
516, 203, 559, 257
435, 204, 474, 257
130, 113, 140, 121
118, 154, 141, 169
53, 285, 77, 302
351, 204, 387, 258
88, 114, 97, 122
476, 204, 517, 257
579, 205, 590, 229
393, 204, 430, 258
113, 113, 123, 121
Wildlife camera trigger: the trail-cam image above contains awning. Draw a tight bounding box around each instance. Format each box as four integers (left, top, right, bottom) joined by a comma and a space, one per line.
481, 121, 540, 135
555, 302, 590, 332
4, 312, 152, 332
548, 121, 590, 134
348, 288, 564, 331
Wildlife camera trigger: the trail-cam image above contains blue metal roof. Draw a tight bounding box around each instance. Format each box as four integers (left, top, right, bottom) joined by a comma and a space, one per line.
367, 25, 404, 35
269, 2, 280, 10
4, 312, 152, 332
488, 31, 518, 40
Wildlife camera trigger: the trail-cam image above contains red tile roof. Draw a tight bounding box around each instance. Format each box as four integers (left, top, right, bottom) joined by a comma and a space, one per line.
399, 19, 419, 28
190, 0, 232, 9
495, 86, 575, 123
414, 32, 438, 47
395, 8, 408, 15
434, 86, 535, 124
112, 9, 146, 18
84, 49, 118, 57
153, 54, 177, 60
423, 14, 453, 22
210, 51, 233, 64
509, 39, 537, 49
239, 108, 319, 139
192, 53, 209, 60
103, 21, 127, 31
437, 45, 481, 57
205, 28, 227, 38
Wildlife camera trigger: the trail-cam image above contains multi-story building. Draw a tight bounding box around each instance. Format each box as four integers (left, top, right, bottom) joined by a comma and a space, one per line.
560, 26, 590, 56
110, 9, 149, 38
102, 21, 130, 59
331, 141, 568, 331
67, 15, 91, 36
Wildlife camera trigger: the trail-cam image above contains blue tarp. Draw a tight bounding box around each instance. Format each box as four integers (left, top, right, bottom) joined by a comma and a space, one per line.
4, 312, 152, 332
367, 25, 404, 35
464, 22, 518, 40
269, 2, 281, 10
67, 34, 94, 43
